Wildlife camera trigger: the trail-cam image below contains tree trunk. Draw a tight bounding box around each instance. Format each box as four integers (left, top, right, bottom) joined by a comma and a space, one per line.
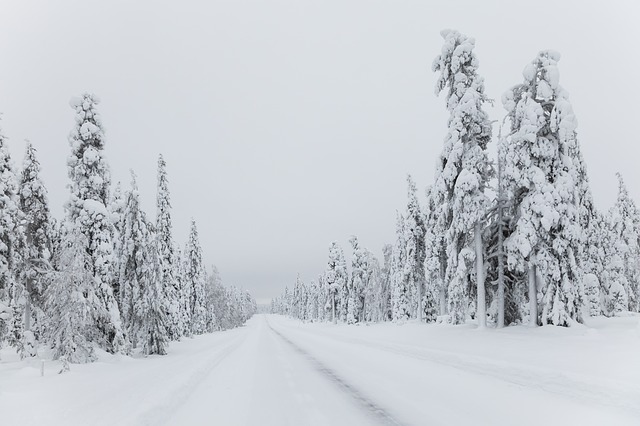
332, 292, 337, 324
496, 249, 505, 328
24, 277, 32, 333
417, 279, 423, 322
439, 255, 446, 316
528, 259, 538, 326
496, 150, 505, 328
475, 223, 486, 328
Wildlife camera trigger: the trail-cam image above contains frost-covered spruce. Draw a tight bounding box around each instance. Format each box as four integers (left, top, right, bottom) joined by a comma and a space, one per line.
0, 126, 26, 355
156, 154, 181, 339
390, 212, 410, 321
109, 181, 126, 302
45, 224, 96, 363
18, 142, 52, 355
377, 243, 393, 321
293, 274, 308, 320
139, 237, 169, 356
502, 51, 584, 326
432, 30, 492, 326
425, 186, 448, 315
317, 274, 328, 321
65, 94, 126, 352
582, 211, 610, 316
403, 176, 427, 322
203, 265, 220, 331
325, 241, 347, 324
118, 171, 157, 348
306, 279, 319, 322
347, 235, 366, 324
424, 185, 445, 320
608, 173, 640, 312
184, 219, 207, 334
175, 246, 191, 335
361, 248, 382, 322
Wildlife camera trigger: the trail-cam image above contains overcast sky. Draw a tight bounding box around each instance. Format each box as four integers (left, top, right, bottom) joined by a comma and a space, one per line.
1, 0, 638, 304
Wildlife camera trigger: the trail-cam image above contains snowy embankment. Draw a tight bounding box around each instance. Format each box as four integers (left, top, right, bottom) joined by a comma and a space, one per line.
1, 314, 639, 426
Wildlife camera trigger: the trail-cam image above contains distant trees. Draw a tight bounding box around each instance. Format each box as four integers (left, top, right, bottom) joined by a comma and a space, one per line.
0, 93, 256, 363
273, 30, 640, 328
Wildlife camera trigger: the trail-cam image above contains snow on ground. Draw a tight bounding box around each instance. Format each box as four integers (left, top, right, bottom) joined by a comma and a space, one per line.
1, 314, 639, 426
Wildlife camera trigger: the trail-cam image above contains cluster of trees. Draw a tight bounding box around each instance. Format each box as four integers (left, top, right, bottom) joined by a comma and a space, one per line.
272, 30, 640, 328
0, 93, 256, 363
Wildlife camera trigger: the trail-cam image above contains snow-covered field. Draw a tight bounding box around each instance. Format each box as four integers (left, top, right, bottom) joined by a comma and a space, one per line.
1, 314, 639, 426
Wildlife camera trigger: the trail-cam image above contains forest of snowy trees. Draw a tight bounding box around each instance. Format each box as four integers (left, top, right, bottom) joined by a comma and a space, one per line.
272, 30, 640, 328
0, 93, 256, 364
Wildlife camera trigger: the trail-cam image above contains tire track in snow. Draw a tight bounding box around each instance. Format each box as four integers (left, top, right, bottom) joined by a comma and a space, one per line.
275, 322, 640, 417
267, 320, 408, 426
138, 333, 247, 426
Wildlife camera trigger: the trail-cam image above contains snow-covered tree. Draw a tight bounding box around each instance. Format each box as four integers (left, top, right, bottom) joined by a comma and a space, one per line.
424, 185, 447, 318
44, 224, 97, 363
109, 182, 126, 302
66, 93, 125, 352
306, 279, 319, 322
347, 235, 366, 324
325, 242, 347, 324
403, 176, 427, 321
184, 219, 207, 334
378, 243, 393, 321
608, 173, 640, 312
118, 171, 153, 349
138, 236, 169, 356
432, 30, 492, 326
17, 142, 51, 355
0, 127, 27, 356
390, 213, 410, 321
204, 265, 221, 332
501, 51, 584, 326
156, 154, 181, 339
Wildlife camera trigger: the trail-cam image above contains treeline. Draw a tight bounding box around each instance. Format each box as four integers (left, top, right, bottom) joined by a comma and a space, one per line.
272, 30, 639, 328
0, 93, 256, 363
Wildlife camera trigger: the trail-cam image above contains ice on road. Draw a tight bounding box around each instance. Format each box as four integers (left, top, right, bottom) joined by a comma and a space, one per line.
1, 314, 639, 426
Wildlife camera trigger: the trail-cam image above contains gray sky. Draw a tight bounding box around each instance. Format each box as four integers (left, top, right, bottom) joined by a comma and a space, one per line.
1, 0, 639, 304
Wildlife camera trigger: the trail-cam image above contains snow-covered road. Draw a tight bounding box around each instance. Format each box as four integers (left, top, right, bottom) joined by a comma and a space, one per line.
2, 314, 639, 426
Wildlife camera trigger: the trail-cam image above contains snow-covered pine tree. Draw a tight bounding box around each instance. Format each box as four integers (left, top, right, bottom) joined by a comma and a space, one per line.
582, 210, 609, 316
66, 93, 125, 352
362, 248, 382, 322
185, 219, 207, 334
18, 142, 52, 355
390, 212, 410, 321
347, 235, 365, 324
432, 30, 492, 326
608, 173, 640, 312
403, 175, 427, 322
139, 236, 169, 356
306, 279, 319, 322
317, 274, 327, 322
325, 242, 347, 324
109, 181, 126, 303
44, 223, 96, 363
424, 185, 447, 318
156, 154, 181, 339
0, 126, 27, 356
375, 243, 393, 322
204, 265, 220, 332
174, 246, 191, 336
502, 51, 584, 326
118, 171, 152, 349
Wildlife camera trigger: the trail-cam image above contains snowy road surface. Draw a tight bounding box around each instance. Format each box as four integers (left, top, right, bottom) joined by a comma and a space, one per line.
1, 314, 639, 426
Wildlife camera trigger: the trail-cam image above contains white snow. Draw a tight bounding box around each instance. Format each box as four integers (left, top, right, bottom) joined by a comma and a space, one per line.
1, 314, 639, 425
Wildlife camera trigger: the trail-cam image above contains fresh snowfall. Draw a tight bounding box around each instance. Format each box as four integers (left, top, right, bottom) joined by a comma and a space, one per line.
1, 30, 640, 426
